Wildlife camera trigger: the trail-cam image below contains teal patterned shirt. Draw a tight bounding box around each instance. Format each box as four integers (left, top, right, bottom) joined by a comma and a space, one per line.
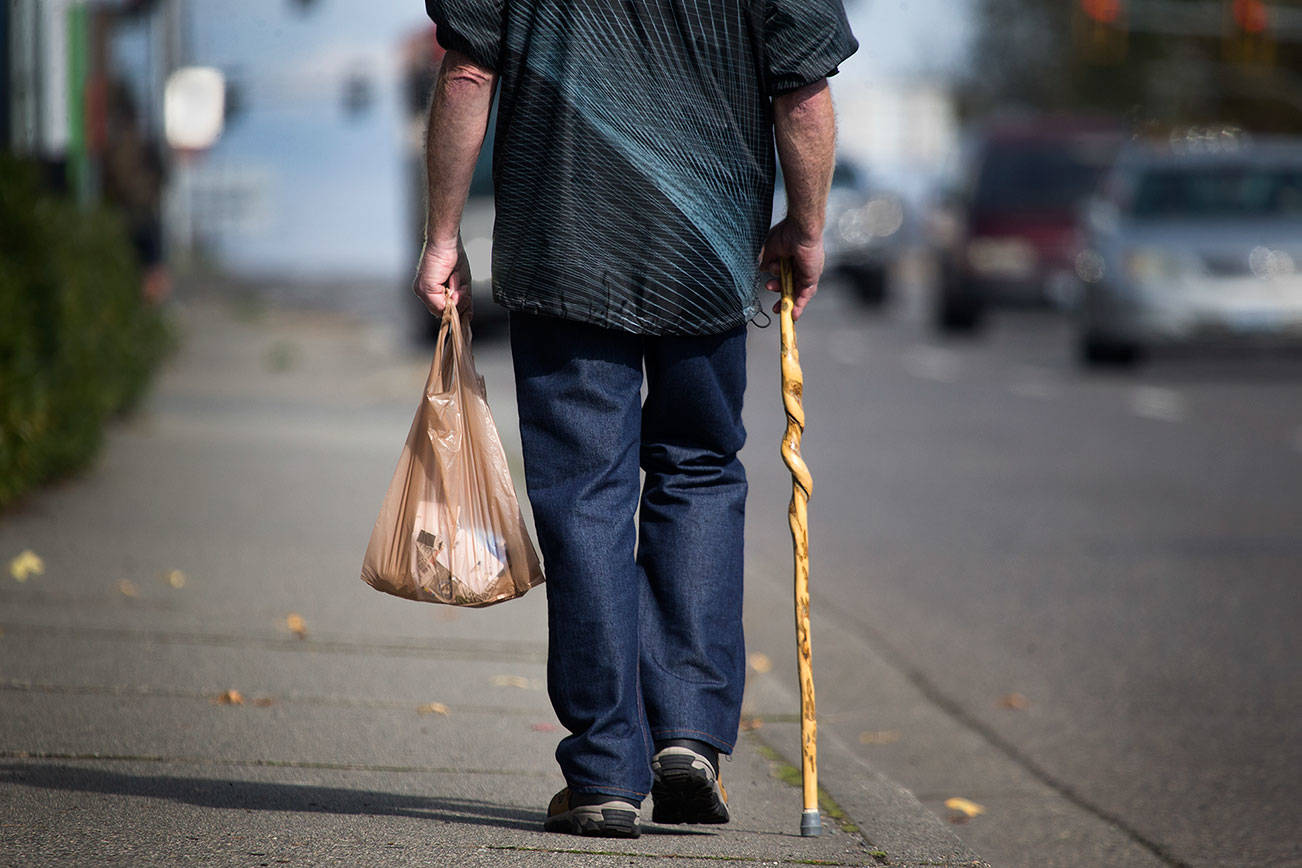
426, 0, 857, 335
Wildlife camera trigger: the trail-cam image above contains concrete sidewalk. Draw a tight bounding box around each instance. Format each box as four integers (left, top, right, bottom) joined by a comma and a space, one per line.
0, 295, 985, 867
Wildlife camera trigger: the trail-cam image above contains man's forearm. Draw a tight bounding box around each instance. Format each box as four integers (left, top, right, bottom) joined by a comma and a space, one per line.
424, 50, 497, 248
773, 80, 836, 240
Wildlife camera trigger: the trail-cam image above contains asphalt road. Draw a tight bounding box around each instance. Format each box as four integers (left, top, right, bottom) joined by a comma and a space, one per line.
735, 265, 1301, 868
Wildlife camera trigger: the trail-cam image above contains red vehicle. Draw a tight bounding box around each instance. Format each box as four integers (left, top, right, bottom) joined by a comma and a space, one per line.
933, 117, 1123, 332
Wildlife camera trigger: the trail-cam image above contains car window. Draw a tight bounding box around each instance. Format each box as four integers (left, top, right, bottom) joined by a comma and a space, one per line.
973, 142, 1110, 213
1130, 165, 1302, 219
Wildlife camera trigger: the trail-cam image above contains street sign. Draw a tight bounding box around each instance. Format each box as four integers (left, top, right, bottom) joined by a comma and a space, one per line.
164, 66, 225, 151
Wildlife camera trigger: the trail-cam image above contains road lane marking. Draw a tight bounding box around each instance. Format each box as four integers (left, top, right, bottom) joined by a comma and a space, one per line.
1129, 386, 1186, 422
1008, 377, 1059, 400
902, 345, 961, 382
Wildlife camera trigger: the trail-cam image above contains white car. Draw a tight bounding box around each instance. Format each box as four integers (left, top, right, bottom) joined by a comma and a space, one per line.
1076, 137, 1302, 366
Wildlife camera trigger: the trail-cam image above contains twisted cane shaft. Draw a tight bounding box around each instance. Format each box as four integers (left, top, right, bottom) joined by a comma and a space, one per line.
778, 258, 818, 832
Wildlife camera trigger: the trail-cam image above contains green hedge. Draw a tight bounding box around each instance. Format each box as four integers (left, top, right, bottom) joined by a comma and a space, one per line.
0, 156, 171, 508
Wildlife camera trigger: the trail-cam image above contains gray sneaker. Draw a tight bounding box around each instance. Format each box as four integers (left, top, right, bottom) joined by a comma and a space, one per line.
650, 745, 730, 824
543, 788, 640, 838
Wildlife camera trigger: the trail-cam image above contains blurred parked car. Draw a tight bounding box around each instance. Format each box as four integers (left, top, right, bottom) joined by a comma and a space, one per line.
824, 160, 906, 304
1075, 137, 1302, 366
776, 159, 906, 305
931, 118, 1123, 332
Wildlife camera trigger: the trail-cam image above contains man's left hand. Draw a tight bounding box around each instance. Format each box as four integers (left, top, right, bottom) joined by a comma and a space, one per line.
413, 238, 474, 319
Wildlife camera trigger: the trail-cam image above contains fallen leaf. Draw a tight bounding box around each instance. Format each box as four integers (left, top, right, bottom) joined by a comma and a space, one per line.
859, 729, 901, 745
116, 579, 140, 598
252, 697, 276, 707
490, 674, 534, 689
944, 797, 985, 819
9, 550, 44, 582
739, 716, 764, 732
998, 692, 1030, 710
163, 569, 187, 589
747, 652, 772, 674
215, 689, 245, 705
285, 613, 307, 639
417, 702, 450, 716
530, 722, 559, 732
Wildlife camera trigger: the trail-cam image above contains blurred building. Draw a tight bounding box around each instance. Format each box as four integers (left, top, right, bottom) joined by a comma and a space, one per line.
3, 0, 181, 191
836, 79, 959, 205
970, 0, 1302, 132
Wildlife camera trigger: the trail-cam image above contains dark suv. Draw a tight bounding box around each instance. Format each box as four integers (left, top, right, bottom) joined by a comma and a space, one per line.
933, 118, 1122, 332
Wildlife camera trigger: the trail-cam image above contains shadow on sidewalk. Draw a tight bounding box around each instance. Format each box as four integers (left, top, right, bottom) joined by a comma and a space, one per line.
2, 763, 717, 837
1, 763, 540, 831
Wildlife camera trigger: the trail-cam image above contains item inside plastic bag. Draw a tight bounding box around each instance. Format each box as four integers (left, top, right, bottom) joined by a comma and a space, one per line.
361, 301, 543, 607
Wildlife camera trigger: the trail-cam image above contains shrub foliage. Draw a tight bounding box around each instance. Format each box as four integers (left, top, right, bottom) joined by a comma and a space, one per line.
1, 157, 170, 508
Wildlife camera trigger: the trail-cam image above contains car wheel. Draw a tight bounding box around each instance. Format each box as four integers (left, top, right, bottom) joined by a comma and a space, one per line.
935, 285, 984, 334
845, 264, 888, 306
1078, 331, 1143, 368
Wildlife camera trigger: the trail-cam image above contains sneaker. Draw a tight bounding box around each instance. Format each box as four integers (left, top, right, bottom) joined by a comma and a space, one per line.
650, 744, 730, 824
543, 787, 640, 838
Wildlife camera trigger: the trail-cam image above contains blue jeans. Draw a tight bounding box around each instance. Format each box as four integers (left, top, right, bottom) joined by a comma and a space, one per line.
510, 312, 748, 803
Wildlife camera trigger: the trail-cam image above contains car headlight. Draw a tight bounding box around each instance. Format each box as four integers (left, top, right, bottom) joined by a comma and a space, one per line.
966, 237, 1036, 279
1123, 246, 1204, 286
836, 196, 904, 245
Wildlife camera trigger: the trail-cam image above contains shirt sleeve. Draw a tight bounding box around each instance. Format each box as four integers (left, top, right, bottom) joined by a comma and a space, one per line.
762, 0, 859, 96
425, 0, 503, 72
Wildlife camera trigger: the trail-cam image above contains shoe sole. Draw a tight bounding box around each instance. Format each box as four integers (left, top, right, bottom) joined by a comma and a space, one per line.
544, 804, 640, 838
651, 753, 730, 825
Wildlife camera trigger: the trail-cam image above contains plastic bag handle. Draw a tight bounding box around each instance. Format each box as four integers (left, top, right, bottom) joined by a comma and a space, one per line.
430, 293, 461, 395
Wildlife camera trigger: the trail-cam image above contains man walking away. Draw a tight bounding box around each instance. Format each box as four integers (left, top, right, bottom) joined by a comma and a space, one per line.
413, 0, 855, 838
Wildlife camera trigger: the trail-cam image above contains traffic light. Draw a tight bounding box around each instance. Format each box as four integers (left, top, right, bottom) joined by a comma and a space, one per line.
1225, 0, 1275, 65
1074, 0, 1128, 64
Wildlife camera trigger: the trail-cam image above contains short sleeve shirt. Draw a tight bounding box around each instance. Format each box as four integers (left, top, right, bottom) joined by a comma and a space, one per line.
426, 0, 857, 335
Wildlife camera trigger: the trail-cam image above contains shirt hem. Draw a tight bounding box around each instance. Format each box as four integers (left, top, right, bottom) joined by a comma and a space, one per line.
493, 292, 760, 336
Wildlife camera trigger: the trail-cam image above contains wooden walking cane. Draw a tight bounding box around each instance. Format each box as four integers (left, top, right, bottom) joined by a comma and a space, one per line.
778, 257, 820, 837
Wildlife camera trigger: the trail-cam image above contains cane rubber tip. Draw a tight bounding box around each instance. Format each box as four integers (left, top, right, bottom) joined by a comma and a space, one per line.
800, 810, 822, 837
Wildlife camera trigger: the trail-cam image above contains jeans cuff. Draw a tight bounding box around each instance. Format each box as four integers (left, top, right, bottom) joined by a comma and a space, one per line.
650, 727, 735, 754
567, 784, 647, 804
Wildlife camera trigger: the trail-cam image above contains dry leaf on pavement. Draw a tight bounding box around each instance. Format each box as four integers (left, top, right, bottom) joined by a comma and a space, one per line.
739, 716, 764, 732
998, 692, 1030, 710
490, 674, 535, 689
859, 729, 901, 745
116, 579, 140, 598
285, 613, 307, 639
531, 722, 559, 732
252, 697, 276, 707
163, 569, 188, 589
9, 550, 44, 582
417, 702, 450, 716
215, 689, 245, 705
747, 652, 772, 673
944, 797, 985, 821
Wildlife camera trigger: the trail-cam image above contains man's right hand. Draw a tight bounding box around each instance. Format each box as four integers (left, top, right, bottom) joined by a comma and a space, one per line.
413, 237, 473, 319
759, 217, 824, 322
